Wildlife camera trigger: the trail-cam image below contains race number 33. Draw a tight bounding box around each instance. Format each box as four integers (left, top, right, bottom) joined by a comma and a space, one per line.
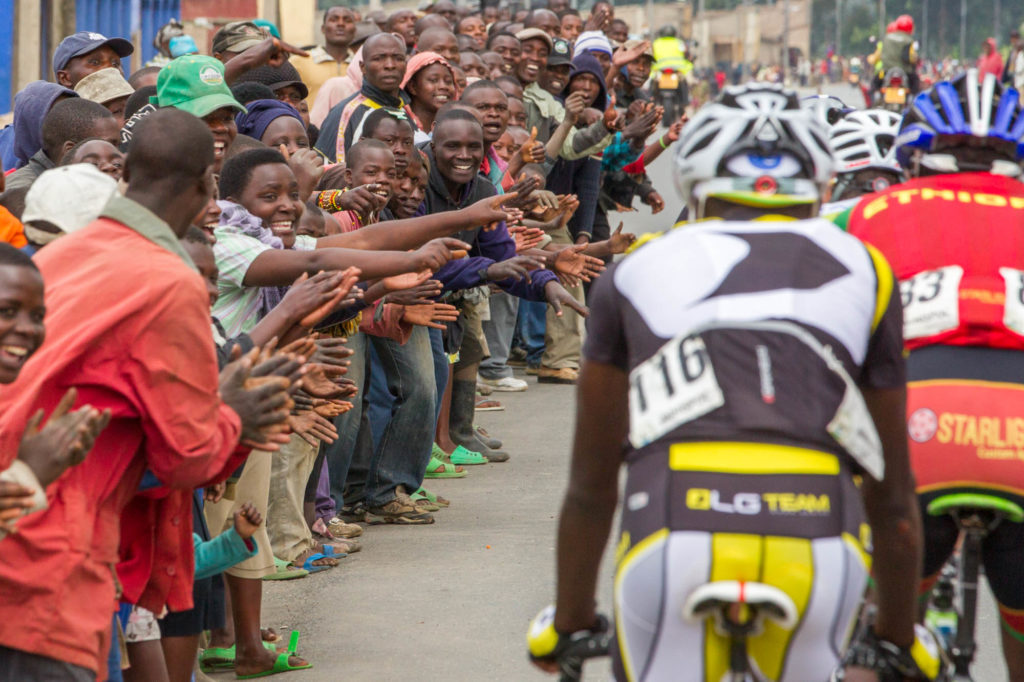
900, 266, 963, 340
628, 334, 724, 448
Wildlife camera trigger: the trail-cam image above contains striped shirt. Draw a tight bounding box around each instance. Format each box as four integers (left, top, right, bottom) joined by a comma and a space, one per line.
212, 225, 316, 336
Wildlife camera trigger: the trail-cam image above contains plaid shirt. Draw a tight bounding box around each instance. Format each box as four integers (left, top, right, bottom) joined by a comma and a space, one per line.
212, 226, 315, 337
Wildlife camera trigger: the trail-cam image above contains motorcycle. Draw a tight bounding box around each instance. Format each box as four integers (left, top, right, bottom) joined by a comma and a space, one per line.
876, 67, 909, 112
653, 68, 681, 123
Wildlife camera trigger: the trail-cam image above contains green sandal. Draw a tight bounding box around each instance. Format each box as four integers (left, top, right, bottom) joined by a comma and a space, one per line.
413, 487, 450, 508
409, 491, 440, 511
449, 444, 488, 466
262, 556, 309, 581
198, 641, 281, 673
236, 631, 312, 679
423, 451, 467, 479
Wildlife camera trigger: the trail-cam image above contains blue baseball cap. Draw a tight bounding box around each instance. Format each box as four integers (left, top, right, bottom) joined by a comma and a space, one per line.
53, 31, 134, 74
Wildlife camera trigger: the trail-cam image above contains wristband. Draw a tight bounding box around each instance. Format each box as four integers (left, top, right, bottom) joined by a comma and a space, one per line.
658, 136, 669, 149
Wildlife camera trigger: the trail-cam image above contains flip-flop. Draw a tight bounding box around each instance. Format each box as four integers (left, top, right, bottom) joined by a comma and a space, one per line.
319, 544, 348, 560
449, 445, 488, 466
413, 487, 450, 508
424, 455, 467, 479
198, 642, 281, 672
262, 556, 309, 581
298, 553, 335, 573
236, 631, 312, 679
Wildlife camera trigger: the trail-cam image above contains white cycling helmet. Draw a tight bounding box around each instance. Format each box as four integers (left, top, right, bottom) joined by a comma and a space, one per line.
800, 94, 854, 127
674, 83, 836, 218
829, 109, 903, 174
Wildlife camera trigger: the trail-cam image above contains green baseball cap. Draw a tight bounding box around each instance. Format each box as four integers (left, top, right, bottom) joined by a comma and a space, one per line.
150, 55, 246, 119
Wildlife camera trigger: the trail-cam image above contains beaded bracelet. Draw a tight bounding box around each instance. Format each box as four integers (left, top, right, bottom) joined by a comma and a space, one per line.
316, 188, 347, 212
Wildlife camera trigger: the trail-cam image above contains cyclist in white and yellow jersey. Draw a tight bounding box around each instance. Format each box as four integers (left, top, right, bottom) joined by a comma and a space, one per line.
528, 83, 939, 681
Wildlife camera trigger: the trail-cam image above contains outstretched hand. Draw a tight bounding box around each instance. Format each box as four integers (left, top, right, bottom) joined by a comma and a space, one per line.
608, 222, 637, 253
613, 41, 651, 68
467, 192, 525, 231
544, 280, 590, 318
17, 388, 112, 488
401, 303, 460, 330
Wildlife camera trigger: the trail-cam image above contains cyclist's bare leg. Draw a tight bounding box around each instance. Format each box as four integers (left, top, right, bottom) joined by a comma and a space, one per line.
1000, 626, 1024, 682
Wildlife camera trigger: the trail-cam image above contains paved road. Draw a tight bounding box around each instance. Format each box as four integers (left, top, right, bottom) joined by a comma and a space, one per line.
254, 132, 1009, 682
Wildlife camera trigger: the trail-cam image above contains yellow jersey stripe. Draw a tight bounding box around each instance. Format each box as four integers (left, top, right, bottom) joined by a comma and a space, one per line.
669, 442, 840, 476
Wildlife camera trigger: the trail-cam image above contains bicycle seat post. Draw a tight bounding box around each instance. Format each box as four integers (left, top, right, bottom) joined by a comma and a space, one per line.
950, 515, 985, 677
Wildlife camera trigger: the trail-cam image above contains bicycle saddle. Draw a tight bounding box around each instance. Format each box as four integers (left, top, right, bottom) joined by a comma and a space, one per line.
926, 493, 1024, 523
682, 581, 799, 635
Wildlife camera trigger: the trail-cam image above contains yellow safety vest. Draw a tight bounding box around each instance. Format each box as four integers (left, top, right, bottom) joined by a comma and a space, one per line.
652, 37, 693, 76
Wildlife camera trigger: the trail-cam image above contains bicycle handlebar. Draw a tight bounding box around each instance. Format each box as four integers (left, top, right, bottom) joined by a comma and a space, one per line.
557, 629, 612, 682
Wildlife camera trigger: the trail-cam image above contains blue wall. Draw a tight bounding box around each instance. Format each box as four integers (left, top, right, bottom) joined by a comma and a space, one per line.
0, 0, 13, 113
76, 0, 181, 66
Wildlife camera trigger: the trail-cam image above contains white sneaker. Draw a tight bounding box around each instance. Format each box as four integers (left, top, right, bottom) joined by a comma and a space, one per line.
477, 375, 529, 392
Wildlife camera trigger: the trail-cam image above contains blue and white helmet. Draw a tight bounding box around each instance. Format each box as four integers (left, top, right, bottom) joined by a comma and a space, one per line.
896, 69, 1024, 176
674, 83, 835, 217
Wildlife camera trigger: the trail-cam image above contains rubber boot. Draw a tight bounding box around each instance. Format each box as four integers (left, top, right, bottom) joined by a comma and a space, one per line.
474, 426, 503, 450
449, 379, 509, 462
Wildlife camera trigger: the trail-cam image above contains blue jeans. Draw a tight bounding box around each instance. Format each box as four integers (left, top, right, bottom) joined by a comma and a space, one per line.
429, 327, 448, 426
480, 292, 519, 380
362, 327, 437, 507
323, 333, 372, 509
517, 299, 547, 367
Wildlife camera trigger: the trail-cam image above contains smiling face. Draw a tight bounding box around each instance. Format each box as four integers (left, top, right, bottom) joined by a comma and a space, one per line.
0, 265, 45, 384
457, 16, 487, 51
202, 106, 238, 172
260, 115, 310, 156
516, 38, 550, 84
408, 62, 456, 114
346, 146, 397, 203
388, 160, 428, 218
432, 118, 484, 189
58, 46, 123, 88
232, 162, 303, 239
560, 14, 582, 44
192, 191, 222, 243
361, 35, 408, 95
323, 7, 357, 49
490, 35, 521, 74
540, 62, 571, 96
569, 72, 602, 108
367, 116, 415, 173
461, 86, 510, 145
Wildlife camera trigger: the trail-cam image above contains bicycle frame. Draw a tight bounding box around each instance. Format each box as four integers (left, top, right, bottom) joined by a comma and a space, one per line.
926, 493, 1024, 679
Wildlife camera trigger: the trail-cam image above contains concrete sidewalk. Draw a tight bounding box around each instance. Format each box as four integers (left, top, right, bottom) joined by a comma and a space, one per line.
253, 379, 616, 681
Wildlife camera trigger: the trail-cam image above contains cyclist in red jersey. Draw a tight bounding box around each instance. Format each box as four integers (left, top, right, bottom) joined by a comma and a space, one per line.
847, 69, 1024, 679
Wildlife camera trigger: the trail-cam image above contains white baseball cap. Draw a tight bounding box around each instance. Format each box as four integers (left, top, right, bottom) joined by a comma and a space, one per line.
22, 164, 118, 239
